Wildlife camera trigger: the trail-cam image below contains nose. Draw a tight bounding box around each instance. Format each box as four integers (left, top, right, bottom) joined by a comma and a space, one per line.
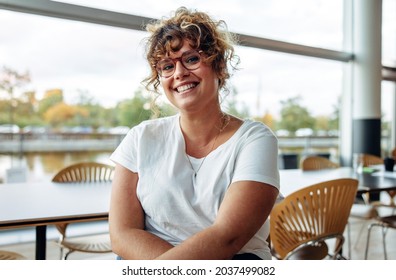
173, 61, 190, 79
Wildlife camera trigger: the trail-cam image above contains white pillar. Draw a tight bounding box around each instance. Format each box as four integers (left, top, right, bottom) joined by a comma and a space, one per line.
391, 85, 396, 150
341, 0, 382, 166
352, 0, 382, 120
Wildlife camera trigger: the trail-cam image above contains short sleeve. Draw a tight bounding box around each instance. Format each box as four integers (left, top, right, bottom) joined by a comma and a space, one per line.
231, 122, 280, 190
110, 127, 138, 172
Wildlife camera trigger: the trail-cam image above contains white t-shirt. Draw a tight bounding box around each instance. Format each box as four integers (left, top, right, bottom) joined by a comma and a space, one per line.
110, 114, 280, 259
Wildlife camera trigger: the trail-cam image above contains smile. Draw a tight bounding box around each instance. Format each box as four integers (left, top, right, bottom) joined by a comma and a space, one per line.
175, 83, 198, 93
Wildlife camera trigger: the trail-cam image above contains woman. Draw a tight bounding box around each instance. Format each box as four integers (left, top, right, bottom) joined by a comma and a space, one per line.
109, 7, 279, 260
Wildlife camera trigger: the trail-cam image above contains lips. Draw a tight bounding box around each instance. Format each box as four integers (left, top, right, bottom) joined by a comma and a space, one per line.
175, 82, 198, 93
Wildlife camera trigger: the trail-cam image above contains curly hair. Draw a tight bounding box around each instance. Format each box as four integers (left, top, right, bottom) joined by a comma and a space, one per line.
142, 7, 239, 94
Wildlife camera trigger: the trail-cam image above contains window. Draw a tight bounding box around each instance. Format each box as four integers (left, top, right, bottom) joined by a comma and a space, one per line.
232, 46, 342, 119
0, 9, 147, 107
56, 0, 344, 50
383, 0, 396, 64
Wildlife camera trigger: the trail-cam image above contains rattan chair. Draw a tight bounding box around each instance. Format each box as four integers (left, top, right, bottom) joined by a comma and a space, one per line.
52, 162, 114, 259
270, 178, 358, 260
351, 154, 384, 204
363, 153, 396, 212
0, 250, 27, 260
391, 148, 396, 159
52, 162, 115, 183
390, 148, 396, 159
352, 154, 392, 211
300, 156, 339, 171
366, 152, 396, 209
365, 214, 396, 259
362, 151, 396, 259
348, 153, 386, 259
360, 153, 383, 168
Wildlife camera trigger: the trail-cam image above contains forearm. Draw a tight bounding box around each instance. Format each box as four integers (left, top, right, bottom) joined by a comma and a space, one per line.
155, 182, 279, 260
155, 225, 241, 260
110, 165, 174, 259
111, 228, 174, 260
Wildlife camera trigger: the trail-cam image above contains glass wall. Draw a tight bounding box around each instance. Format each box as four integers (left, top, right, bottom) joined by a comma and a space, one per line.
1, 0, 395, 179
56, 0, 344, 50
382, 81, 396, 154
0, 2, 345, 123
382, 0, 396, 155
0, 10, 148, 107
383, 0, 396, 63
232, 46, 342, 119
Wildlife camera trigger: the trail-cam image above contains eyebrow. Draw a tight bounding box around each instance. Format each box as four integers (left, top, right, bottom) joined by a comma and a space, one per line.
167, 50, 190, 59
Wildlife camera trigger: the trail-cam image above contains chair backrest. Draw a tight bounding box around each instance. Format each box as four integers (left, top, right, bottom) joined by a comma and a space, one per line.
360, 153, 383, 167
52, 162, 115, 183
300, 156, 339, 171
270, 178, 358, 259
0, 250, 27, 260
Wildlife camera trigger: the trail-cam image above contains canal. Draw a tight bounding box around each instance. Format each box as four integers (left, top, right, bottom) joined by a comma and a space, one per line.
0, 151, 113, 183
0, 133, 344, 183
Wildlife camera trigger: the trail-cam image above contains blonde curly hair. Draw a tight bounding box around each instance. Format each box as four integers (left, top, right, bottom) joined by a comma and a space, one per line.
142, 7, 239, 94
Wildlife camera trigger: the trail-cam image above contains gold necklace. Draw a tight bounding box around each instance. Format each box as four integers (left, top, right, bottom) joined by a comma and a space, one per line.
186, 113, 230, 179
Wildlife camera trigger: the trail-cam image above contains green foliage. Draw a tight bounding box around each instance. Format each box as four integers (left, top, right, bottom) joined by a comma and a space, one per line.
0, 66, 341, 134
221, 86, 250, 118
328, 99, 340, 131
116, 89, 152, 127
277, 96, 315, 133
0, 66, 30, 97
0, 66, 31, 124
38, 89, 63, 116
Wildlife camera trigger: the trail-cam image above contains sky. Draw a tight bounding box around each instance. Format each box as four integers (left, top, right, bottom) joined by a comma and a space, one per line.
0, 0, 394, 119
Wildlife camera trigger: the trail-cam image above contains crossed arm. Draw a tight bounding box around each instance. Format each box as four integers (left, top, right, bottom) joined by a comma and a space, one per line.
109, 164, 279, 260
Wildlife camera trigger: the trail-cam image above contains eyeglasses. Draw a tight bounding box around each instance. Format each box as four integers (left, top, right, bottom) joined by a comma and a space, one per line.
156, 50, 203, 78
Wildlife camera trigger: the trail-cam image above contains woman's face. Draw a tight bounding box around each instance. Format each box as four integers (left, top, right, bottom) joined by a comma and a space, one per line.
159, 41, 220, 114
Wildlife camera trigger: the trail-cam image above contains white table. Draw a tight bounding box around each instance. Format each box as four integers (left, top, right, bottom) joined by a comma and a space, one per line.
279, 167, 396, 196
0, 181, 111, 259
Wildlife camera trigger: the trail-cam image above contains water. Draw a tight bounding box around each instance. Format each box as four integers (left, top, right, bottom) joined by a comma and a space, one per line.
0, 151, 113, 183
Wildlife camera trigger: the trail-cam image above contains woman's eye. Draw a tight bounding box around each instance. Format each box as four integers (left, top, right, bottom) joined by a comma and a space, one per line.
185, 55, 200, 65
161, 63, 174, 72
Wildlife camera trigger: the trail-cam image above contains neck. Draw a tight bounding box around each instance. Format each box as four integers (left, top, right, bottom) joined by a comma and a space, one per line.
180, 107, 224, 141
180, 109, 229, 158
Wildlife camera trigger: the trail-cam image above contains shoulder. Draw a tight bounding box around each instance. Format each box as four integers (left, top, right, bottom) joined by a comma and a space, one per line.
239, 119, 277, 139
130, 115, 178, 135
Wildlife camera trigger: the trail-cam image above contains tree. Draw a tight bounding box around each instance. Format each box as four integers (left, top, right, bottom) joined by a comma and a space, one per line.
221, 86, 250, 118
0, 66, 30, 124
256, 110, 276, 131
315, 115, 330, 131
43, 102, 87, 127
328, 98, 340, 131
72, 90, 108, 129
38, 89, 63, 117
74, 89, 98, 106
115, 88, 152, 127
277, 96, 315, 133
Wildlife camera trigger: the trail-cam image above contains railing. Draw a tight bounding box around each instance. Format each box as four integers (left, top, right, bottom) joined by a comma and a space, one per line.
278, 136, 339, 150
0, 132, 126, 153
0, 132, 339, 154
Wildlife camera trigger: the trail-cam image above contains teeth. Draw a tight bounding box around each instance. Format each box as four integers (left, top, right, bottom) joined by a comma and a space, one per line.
177, 83, 196, 93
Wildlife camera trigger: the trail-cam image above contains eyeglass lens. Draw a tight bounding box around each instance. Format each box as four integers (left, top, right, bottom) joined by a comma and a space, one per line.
157, 50, 201, 77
